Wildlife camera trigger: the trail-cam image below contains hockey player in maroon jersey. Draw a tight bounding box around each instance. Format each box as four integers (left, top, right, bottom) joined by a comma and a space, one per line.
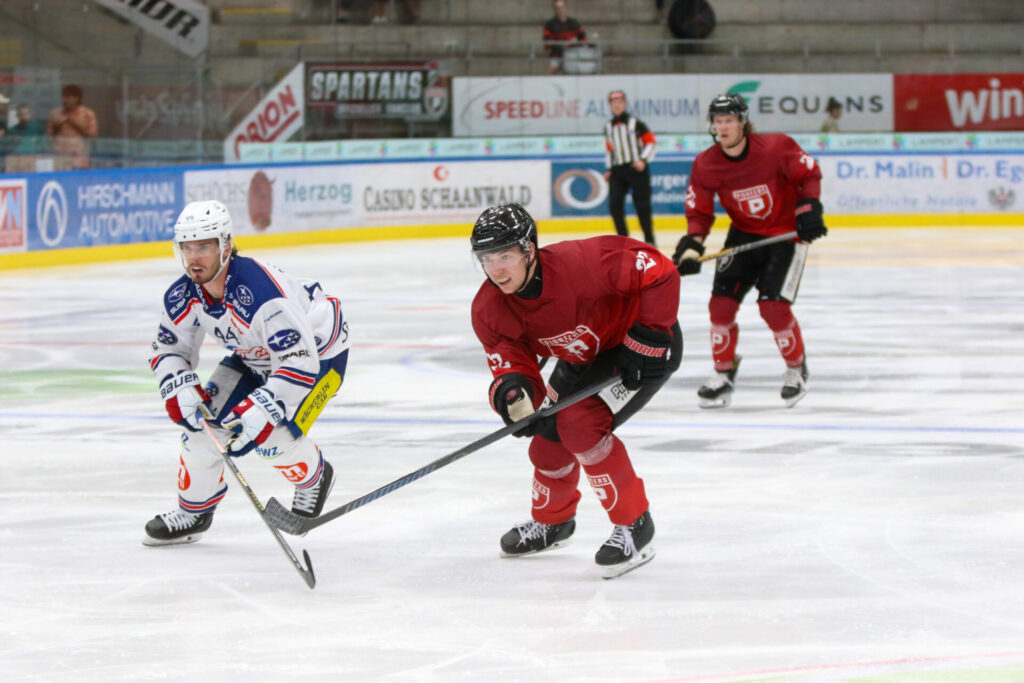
470, 203, 681, 578
673, 94, 828, 409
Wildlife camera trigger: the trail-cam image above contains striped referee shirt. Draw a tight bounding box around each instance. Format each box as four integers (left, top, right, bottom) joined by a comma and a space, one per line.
604, 113, 657, 169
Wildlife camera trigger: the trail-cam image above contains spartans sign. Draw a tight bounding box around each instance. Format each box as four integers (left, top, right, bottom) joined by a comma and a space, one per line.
305, 62, 449, 121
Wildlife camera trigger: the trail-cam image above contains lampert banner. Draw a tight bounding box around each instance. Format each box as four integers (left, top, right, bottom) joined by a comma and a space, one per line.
551, 159, 692, 217
894, 74, 1024, 131
453, 74, 893, 136
225, 63, 305, 162
820, 154, 1024, 214
185, 160, 550, 233
26, 169, 183, 251
91, 0, 209, 58
306, 61, 450, 121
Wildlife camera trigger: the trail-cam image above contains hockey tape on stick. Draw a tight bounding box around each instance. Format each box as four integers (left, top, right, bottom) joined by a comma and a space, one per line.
698, 231, 799, 263
264, 374, 623, 536
198, 406, 317, 589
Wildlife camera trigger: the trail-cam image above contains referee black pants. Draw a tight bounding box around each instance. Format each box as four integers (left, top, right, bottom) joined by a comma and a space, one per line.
608, 165, 654, 245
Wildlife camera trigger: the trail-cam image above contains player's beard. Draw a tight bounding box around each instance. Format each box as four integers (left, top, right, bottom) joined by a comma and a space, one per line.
721, 132, 746, 154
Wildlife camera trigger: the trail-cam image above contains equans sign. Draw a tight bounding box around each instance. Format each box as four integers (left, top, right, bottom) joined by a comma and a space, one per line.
92, 0, 210, 57
306, 62, 448, 120
224, 63, 305, 161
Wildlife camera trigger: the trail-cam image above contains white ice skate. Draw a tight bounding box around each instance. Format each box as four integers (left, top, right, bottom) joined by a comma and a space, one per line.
697, 357, 741, 409
781, 361, 809, 408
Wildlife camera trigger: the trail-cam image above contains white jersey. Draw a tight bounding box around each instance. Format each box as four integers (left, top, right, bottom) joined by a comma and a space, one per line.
149, 255, 349, 420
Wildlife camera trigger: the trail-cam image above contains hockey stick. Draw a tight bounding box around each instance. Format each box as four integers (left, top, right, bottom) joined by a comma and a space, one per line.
697, 230, 799, 262
264, 374, 622, 536
198, 410, 317, 589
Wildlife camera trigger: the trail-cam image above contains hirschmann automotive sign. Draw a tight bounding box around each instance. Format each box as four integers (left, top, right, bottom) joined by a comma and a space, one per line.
305, 62, 449, 120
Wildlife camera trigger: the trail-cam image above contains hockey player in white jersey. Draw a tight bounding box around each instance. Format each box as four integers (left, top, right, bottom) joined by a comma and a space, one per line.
143, 200, 350, 546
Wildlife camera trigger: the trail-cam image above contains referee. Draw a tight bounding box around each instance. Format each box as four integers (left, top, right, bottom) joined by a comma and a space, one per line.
603, 90, 657, 245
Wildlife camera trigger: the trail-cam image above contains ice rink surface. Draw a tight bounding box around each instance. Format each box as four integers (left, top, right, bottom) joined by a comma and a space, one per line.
1, 227, 1023, 682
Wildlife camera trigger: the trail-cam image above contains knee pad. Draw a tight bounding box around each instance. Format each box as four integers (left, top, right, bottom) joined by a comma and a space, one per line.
709, 295, 740, 326
758, 299, 795, 331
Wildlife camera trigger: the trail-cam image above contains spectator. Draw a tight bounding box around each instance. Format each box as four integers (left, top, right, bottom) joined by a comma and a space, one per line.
543, 0, 587, 75
821, 97, 842, 133
0, 93, 8, 139
47, 84, 98, 170
7, 104, 47, 155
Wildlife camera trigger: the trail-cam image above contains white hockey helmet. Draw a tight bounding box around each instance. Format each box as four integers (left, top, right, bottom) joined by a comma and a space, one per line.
172, 200, 233, 275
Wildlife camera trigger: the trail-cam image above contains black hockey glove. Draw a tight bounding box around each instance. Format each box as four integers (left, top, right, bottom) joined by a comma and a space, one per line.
795, 198, 828, 243
616, 324, 673, 391
672, 235, 705, 276
489, 373, 542, 438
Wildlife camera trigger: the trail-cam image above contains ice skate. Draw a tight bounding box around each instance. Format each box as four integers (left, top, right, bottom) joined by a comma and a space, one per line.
781, 360, 809, 408
292, 459, 335, 519
595, 510, 655, 579
143, 508, 214, 546
697, 356, 741, 409
500, 518, 576, 557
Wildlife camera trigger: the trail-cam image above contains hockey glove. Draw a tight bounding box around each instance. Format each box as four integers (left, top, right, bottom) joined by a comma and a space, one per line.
672, 235, 705, 276
489, 373, 543, 438
617, 324, 673, 391
222, 387, 286, 456
159, 370, 211, 432
795, 198, 828, 243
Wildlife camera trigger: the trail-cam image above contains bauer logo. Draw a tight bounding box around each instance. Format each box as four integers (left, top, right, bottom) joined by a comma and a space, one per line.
268, 328, 302, 352
36, 180, 68, 248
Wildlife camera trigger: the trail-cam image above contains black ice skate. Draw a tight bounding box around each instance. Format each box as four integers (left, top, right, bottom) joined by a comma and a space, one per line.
143, 508, 214, 546
781, 360, 809, 408
500, 518, 576, 557
697, 356, 741, 409
292, 459, 335, 519
595, 510, 655, 579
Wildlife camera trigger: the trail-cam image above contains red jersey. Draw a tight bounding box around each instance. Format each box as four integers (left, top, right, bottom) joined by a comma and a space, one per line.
685, 133, 822, 238
471, 236, 679, 399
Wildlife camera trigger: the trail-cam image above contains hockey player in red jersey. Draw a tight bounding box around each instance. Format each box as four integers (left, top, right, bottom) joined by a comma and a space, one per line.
470, 203, 682, 578
673, 94, 828, 409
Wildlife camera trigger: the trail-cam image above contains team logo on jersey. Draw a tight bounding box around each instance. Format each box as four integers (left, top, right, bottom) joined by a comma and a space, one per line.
235, 284, 255, 307
486, 352, 511, 371
732, 184, 773, 220
274, 462, 309, 483
157, 325, 178, 345
168, 282, 188, 302
268, 328, 302, 352
531, 478, 551, 510
539, 325, 600, 363
587, 473, 618, 511
177, 455, 191, 491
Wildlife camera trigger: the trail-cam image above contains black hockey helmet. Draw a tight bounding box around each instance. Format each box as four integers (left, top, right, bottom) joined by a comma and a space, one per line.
707, 93, 749, 135
470, 202, 538, 255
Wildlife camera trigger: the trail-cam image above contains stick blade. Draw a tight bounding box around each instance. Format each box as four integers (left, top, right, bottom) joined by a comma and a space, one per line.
265, 496, 308, 535
301, 550, 316, 589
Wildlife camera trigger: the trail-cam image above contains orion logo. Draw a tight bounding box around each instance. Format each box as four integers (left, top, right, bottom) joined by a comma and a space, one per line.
36, 181, 68, 247
553, 168, 608, 210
